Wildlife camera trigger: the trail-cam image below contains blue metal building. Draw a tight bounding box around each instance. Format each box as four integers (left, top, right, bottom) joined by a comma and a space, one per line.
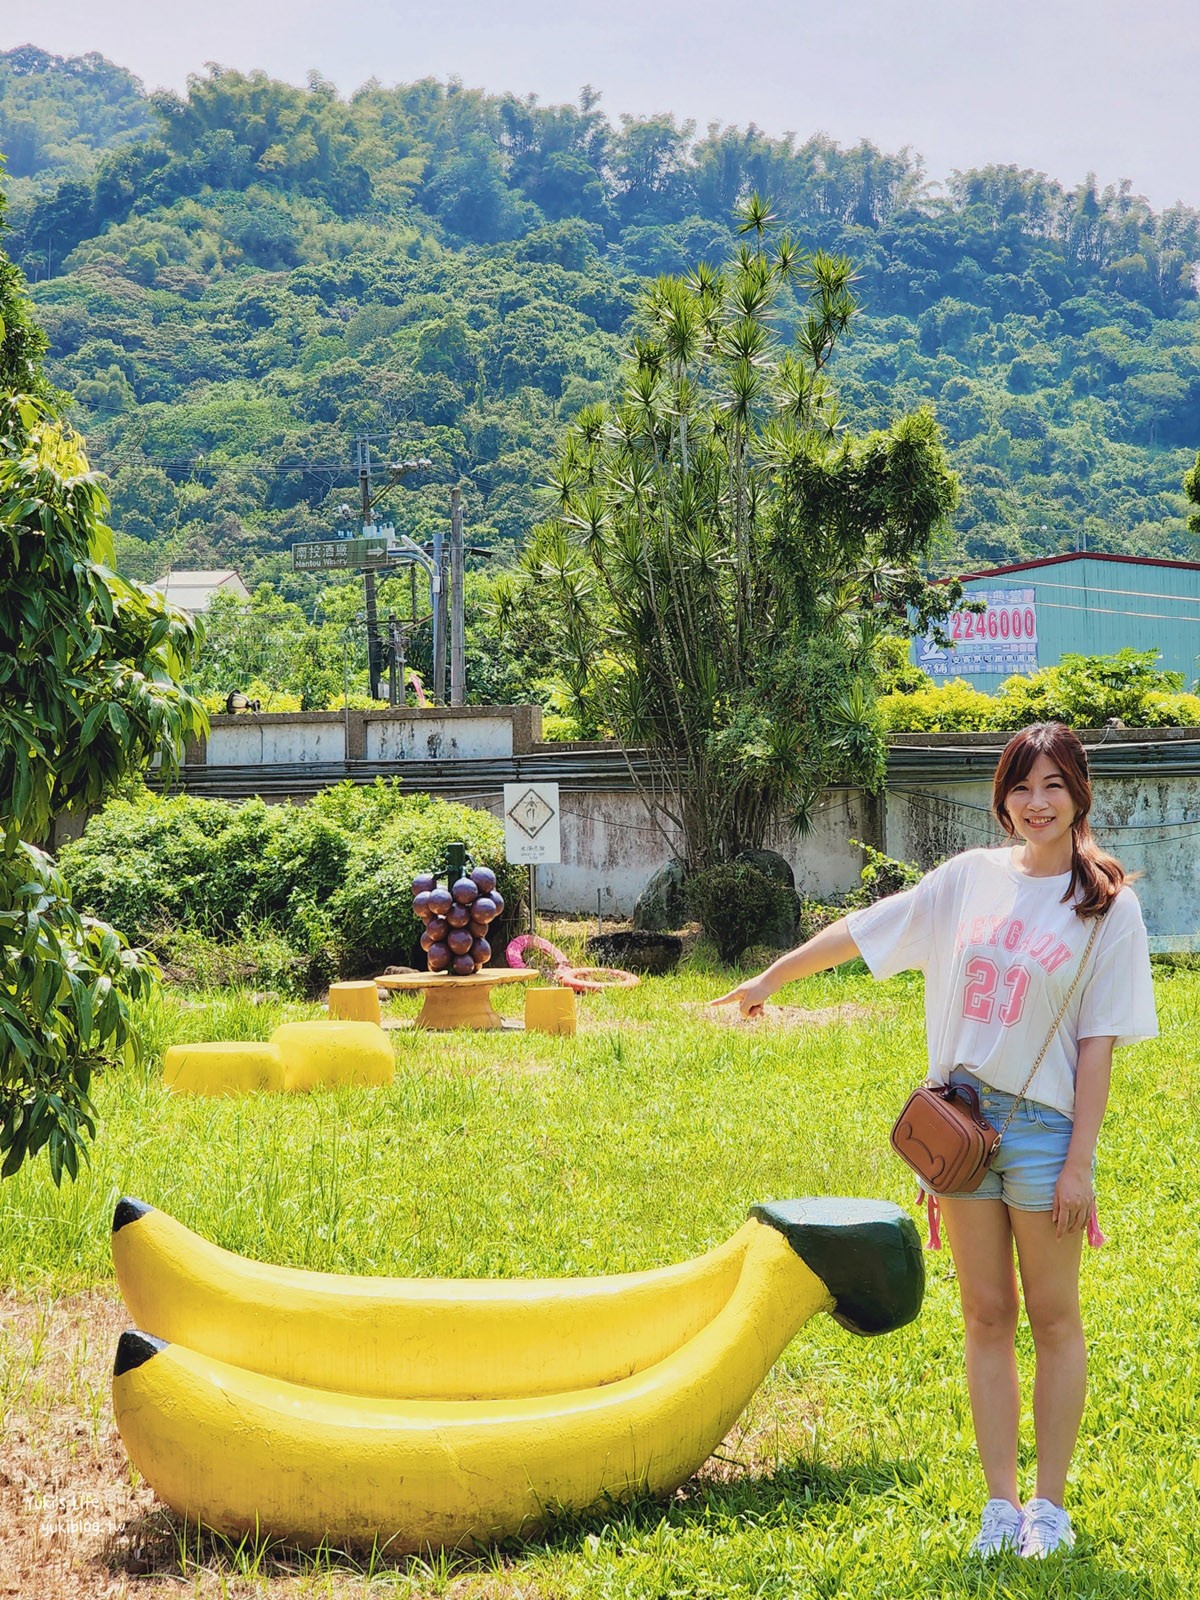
912, 553, 1200, 690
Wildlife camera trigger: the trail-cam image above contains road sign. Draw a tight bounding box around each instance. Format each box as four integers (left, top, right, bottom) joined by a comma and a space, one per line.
503, 782, 561, 864
292, 532, 405, 573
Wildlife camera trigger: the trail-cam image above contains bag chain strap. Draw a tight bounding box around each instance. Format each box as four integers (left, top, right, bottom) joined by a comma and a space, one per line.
993, 915, 1102, 1146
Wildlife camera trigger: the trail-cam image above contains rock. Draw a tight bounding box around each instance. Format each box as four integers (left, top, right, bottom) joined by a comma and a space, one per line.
732, 848, 795, 888
633, 860, 688, 931
585, 931, 683, 975
733, 849, 798, 949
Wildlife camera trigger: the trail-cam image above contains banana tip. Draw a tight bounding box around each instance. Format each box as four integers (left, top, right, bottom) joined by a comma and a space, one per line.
113, 1196, 153, 1233
114, 1329, 167, 1377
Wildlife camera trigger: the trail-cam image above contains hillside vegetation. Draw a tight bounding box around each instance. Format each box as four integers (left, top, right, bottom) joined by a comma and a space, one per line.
2, 47, 1199, 607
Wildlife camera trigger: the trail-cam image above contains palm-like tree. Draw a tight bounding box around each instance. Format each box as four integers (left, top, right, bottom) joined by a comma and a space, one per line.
513, 197, 959, 868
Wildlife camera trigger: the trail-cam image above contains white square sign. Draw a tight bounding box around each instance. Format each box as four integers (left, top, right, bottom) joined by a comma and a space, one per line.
503, 782, 562, 864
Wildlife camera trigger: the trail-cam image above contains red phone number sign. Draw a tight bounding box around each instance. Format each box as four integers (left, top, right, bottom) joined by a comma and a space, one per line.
916, 587, 1038, 677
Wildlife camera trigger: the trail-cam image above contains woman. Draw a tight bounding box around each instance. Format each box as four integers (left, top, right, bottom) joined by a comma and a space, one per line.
712, 722, 1157, 1559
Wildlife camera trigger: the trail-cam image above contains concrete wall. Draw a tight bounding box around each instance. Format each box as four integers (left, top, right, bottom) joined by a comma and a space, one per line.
199, 705, 541, 765
882, 747, 1200, 952
206, 712, 347, 765
363, 705, 540, 762
439, 762, 1200, 947
507, 785, 879, 915
174, 713, 1200, 946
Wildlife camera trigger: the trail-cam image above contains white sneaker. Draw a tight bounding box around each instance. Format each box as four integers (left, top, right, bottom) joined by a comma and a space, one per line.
971, 1498, 1022, 1557
1020, 1497, 1075, 1558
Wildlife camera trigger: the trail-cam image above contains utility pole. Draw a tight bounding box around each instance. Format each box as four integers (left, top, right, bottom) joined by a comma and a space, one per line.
353, 436, 432, 701
431, 511, 447, 705
450, 487, 465, 707
357, 437, 383, 700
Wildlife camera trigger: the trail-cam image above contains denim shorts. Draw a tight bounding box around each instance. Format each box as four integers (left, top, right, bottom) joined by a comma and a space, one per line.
936, 1067, 1077, 1211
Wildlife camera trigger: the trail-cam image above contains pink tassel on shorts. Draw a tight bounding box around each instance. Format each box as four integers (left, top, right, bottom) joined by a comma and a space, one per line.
918, 1187, 943, 1251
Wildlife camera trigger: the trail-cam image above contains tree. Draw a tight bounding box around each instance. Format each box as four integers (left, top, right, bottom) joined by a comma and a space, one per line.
1, 186, 206, 1181
1185, 450, 1200, 537
506, 197, 959, 868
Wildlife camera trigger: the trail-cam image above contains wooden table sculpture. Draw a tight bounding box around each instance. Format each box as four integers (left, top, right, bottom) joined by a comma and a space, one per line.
376, 968, 538, 1030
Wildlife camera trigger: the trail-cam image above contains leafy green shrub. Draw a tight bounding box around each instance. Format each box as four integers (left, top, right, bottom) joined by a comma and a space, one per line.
795, 900, 844, 942
994, 649, 1198, 729
58, 781, 522, 991
796, 841, 922, 942
156, 921, 329, 994
879, 650, 1200, 733
846, 839, 923, 904
685, 864, 799, 965
60, 792, 351, 943
877, 678, 996, 731
329, 797, 520, 972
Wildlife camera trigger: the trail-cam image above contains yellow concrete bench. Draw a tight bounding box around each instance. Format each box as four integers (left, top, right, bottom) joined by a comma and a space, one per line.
163, 1021, 393, 1097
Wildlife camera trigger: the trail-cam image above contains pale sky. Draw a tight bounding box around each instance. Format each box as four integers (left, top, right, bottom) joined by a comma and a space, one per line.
4, 0, 1198, 212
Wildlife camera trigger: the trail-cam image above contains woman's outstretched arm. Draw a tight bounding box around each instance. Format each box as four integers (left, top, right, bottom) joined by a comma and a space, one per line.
710, 917, 862, 1018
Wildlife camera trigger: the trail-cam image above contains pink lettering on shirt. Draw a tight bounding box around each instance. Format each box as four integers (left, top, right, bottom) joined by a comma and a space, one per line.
1003, 919, 1024, 952
1041, 940, 1074, 975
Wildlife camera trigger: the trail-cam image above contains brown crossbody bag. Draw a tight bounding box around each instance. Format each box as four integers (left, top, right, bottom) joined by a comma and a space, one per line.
890, 917, 1100, 1195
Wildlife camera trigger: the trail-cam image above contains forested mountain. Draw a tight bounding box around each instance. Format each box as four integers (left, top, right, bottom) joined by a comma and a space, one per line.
2, 46, 1199, 604
0, 45, 154, 189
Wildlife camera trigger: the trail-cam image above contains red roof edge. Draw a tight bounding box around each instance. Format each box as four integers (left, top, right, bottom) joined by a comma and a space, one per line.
948, 551, 1200, 583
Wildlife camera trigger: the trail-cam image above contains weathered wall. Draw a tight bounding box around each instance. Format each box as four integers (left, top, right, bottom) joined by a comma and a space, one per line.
883, 734, 1200, 950
363, 706, 540, 762
198, 706, 541, 766
494, 786, 879, 914
206, 712, 347, 765
168, 716, 1200, 946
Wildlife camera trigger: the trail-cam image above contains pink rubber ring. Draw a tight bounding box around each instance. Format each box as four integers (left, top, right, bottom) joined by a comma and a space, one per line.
556, 966, 640, 993
505, 933, 570, 971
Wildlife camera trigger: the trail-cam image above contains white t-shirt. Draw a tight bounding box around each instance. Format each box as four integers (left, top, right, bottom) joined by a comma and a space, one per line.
845, 847, 1158, 1117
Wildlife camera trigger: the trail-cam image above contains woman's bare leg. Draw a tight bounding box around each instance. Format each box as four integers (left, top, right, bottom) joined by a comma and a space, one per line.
1009, 1207, 1087, 1506
939, 1197, 1021, 1505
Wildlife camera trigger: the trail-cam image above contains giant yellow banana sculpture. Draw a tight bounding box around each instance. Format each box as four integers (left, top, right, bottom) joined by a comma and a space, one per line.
112, 1198, 753, 1398
112, 1198, 922, 1552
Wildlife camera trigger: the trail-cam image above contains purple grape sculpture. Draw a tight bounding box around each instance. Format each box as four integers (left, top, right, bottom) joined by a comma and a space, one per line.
411, 861, 503, 974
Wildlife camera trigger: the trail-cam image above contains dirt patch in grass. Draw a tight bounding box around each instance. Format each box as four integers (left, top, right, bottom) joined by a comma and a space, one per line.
686, 1001, 875, 1029
0, 1288, 162, 1598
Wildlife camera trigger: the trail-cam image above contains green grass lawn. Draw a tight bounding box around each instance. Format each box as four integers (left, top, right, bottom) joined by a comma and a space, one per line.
1, 945, 1197, 1597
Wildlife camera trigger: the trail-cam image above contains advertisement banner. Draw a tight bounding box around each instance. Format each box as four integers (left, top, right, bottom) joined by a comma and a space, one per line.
916, 587, 1038, 677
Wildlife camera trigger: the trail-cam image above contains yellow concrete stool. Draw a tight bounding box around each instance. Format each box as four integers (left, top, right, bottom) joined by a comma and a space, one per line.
162, 1041, 284, 1097
524, 986, 577, 1036
274, 1020, 394, 1092
327, 980, 382, 1027
163, 1022, 393, 1096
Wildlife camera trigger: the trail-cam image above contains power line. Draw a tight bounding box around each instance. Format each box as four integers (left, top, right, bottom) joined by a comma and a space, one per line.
90, 455, 358, 476
890, 786, 1200, 838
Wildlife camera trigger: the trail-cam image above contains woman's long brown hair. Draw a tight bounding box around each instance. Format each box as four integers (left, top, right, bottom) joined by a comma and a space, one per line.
992, 722, 1126, 918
